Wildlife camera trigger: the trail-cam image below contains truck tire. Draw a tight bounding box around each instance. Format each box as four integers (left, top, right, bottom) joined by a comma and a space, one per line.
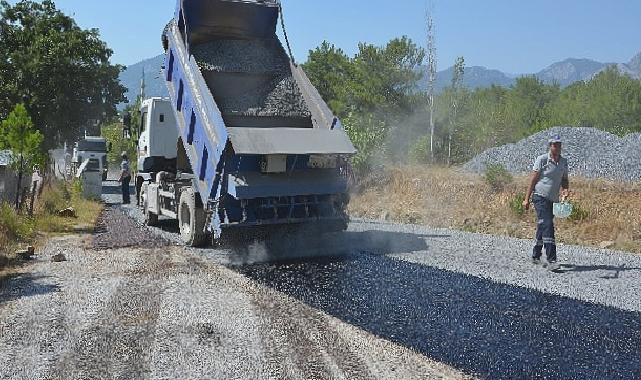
143, 195, 159, 227
178, 188, 208, 247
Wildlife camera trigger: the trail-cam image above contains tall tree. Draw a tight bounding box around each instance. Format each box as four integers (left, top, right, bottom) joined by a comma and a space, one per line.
303, 37, 425, 173
303, 41, 354, 117
304, 37, 425, 119
0, 0, 126, 150
0, 104, 43, 209
352, 37, 425, 117
544, 67, 641, 134
504, 76, 559, 136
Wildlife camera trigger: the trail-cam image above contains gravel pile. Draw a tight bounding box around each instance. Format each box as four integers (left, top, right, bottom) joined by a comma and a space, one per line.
463, 126, 641, 181
192, 38, 311, 118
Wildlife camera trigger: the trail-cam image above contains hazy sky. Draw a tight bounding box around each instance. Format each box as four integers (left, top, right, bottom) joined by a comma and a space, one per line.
12, 0, 641, 73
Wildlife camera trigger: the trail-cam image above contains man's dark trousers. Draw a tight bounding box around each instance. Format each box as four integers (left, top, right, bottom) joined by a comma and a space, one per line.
532, 194, 557, 262
121, 176, 131, 204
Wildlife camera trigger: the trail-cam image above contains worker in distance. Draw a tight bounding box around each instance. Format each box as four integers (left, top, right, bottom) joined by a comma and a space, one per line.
118, 151, 132, 205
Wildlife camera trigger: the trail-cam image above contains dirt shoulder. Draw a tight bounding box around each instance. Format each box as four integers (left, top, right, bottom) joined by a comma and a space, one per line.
349, 166, 641, 253
0, 179, 103, 271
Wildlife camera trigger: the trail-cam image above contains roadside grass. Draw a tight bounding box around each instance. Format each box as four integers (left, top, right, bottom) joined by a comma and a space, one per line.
0, 179, 103, 269
349, 166, 641, 254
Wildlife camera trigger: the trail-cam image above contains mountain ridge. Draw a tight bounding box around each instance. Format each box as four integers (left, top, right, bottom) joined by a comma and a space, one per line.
119, 51, 641, 106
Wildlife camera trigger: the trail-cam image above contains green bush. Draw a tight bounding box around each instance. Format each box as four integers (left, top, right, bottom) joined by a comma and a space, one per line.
343, 112, 388, 175
70, 178, 83, 198
509, 192, 526, 216
0, 202, 33, 241
569, 201, 590, 222
40, 182, 70, 215
484, 163, 513, 192
61, 182, 71, 202
103, 123, 137, 167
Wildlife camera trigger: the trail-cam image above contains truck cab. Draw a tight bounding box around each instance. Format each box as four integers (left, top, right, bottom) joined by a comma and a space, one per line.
72, 136, 109, 181
135, 98, 180, 204
137, 98, 180, 178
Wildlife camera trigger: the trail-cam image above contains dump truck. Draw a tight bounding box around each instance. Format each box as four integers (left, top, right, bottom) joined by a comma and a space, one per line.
72, 136, 109, 181
139, 0, 356, 246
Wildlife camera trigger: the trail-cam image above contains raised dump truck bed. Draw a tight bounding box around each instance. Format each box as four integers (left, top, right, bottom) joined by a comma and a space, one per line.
191, 38, 312, 126
143, 0, 355, 246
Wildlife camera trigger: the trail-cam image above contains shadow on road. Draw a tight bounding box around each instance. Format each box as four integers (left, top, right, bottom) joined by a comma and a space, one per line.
101, 181, 135, 195
0, 272, 60, 306
237, 249, 641, 379
225, 229, 438, 265
559, 264, 641, 279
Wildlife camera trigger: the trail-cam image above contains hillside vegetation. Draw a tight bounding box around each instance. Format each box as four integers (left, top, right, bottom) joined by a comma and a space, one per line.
303, 39, 641, 172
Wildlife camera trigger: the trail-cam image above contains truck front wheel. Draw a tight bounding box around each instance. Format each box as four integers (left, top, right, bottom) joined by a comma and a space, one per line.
143, 195, 159, 227
178, 188, 208, 247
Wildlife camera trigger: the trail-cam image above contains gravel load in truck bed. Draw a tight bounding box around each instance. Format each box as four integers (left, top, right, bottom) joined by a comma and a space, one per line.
191, 38, 311, 118
192, 39, 290, 74
463, 126, 641, 182
216, 75, 311, 118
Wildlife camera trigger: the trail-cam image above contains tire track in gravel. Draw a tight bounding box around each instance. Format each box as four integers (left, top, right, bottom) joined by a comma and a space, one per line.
250, 286, 371, 380
183, 255, 445, 380
47, 248, 176, 380
179, 255, 331, 379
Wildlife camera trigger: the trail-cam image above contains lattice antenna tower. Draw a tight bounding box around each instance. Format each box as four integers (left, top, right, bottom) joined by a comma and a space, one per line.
426, 3, 437, 160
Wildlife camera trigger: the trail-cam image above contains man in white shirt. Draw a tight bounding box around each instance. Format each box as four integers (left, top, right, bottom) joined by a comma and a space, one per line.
522, 134, 570, 271
118, 152, 132, 205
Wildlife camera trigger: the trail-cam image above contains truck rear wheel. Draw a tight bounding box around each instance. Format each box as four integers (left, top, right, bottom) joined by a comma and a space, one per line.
178, 188, 208, 247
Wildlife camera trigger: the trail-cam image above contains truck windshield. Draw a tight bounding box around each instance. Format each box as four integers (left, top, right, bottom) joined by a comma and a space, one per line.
77, 140, 107, 152
86, 159, 100, 171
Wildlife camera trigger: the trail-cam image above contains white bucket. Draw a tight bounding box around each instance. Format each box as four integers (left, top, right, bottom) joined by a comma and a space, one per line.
553, 202, 573, 219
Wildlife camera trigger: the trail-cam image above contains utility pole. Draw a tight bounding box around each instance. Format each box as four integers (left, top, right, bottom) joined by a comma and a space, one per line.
448, 57, 465, 166
140, 67, 146, 101
426, 5, 437, 161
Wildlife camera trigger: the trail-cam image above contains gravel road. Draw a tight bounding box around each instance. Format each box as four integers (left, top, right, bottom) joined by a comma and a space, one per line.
1, 183, 640, 379
0, 185, 471, 380
0, 234, 469, 380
